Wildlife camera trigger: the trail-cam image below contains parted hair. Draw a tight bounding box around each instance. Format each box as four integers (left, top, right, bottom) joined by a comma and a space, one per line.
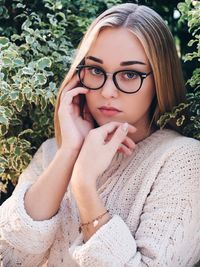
54, 3, 186, 147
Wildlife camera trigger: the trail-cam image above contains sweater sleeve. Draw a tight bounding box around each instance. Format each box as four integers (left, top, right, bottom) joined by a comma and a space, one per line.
68, 139, 200, 267
69, 215, 137, 266
0, 140, 62, 267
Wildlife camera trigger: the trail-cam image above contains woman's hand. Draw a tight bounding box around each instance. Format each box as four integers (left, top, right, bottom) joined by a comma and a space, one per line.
71, 122, 136, 191
58, 74, 94, 151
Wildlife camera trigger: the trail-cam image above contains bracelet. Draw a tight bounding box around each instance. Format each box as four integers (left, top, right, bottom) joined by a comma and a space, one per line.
79, 210, 109, 233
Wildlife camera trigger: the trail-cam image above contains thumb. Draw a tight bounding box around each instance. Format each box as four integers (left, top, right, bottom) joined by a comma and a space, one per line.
108, 122, 129, 152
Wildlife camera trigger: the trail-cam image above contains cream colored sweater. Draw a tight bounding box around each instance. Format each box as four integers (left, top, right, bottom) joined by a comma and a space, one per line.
1, 129, 200, 267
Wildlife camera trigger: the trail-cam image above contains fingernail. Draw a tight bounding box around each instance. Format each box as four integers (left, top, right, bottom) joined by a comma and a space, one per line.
122, 122, 129, 132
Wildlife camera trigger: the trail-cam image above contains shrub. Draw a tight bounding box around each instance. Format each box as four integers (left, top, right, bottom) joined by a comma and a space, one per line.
157, 0, 200, 140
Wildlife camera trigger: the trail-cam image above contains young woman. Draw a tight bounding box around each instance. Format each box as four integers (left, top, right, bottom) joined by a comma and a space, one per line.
1, 3, 200, 267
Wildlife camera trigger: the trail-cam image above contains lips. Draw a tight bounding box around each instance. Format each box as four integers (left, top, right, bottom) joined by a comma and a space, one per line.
98, 106, 121, 116
99, 106, 121, 111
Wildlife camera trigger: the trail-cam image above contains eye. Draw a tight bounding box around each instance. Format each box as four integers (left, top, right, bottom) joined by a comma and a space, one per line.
121, 71, 139, 80
89, 67, 104, 76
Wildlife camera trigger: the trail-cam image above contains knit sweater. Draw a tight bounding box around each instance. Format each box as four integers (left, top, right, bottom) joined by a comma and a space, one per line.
1, 129, 200, 267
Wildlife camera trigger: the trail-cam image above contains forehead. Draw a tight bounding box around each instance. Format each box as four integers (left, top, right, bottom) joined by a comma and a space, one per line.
86, 27, 149, 65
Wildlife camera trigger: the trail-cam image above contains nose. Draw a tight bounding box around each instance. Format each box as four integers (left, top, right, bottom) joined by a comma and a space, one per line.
100, 75, 118, 99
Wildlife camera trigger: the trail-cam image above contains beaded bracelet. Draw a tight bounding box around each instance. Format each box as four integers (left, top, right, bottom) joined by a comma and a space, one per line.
79, 210, 109, 233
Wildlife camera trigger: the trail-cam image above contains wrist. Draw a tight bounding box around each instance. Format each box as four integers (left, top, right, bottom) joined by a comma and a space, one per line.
71, 177, 97, 199
79, 209, 110, 233
57, 146, 79, 159
71, 167, 97, 192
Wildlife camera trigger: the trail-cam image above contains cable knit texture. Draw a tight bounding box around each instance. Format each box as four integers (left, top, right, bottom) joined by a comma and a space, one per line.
1, 129, 200, 267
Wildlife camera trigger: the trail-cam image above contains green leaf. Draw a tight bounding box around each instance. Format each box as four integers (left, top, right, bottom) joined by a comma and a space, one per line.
21, 153, 32, 165
40, 97, 47, 111
0, 124, 8, 135
55, 2, 63, 10
16, 3, 26, 8
2, 57, 12, 67
0, 72, 5, 80
11, 34, 21, 42
13, 58, 25, 67
0, 37, 9, 47
25, 91, 33, 101
39, 115, 48, 124
19, 139, 31, 149
4, 107, 13, 117
33, 74, 47, 85
7, 137, 17, 145
18, 129, 33, 137
10, 118, 22, 126
22, 19, 32, 31
22, 67, 34, 75
0, 116, 8, 125
176, 115, 186, 126
14, 146, 21, 156
25, 35, 35, 44
10, 91, 19, 101
15, 99, 24, 112
0, 167, 5, 174
23, 86, 32, 94
49, 82, 57, 91
37, 57, 52, 70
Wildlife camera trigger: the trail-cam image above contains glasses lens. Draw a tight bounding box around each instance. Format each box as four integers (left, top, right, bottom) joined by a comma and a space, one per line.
79, 66, 105, 89
115, 70, 141, 93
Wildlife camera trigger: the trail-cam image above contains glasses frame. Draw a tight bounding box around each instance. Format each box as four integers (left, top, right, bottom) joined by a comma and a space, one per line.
76, 65, 152, 94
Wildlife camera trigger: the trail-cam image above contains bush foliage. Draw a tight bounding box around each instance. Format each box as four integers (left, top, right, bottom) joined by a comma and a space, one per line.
0, 0, 199, 196
157, 0, 200, 139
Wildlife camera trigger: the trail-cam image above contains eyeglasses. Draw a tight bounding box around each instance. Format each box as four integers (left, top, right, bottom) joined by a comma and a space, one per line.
76, 65, 152, 94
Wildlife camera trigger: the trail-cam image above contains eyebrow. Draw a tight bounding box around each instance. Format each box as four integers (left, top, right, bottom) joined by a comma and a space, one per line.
85, 56, 146, 66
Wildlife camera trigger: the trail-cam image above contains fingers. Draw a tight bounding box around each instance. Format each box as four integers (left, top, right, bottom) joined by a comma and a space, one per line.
117, 135, 137, 155
122, 135, 136, 150
108, 122, 136, 154
60, 73, 88, 102
63, 74, 79, 90
61, 87, 89, 106
117, 143, 133, 155
101, 121, 136, 136
91, 121, 136, 155
96, 121, 130, 140
95, 121, 136, 141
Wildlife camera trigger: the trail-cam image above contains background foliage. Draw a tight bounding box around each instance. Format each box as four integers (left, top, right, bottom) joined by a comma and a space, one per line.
157, 0, 200, 139
0, 0, 199, 203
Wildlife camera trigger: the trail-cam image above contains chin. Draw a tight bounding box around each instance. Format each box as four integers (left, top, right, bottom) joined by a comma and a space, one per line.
94, 116, 123, 127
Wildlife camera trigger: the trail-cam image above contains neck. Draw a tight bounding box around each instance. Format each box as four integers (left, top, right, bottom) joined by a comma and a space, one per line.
129, 120, 156, 144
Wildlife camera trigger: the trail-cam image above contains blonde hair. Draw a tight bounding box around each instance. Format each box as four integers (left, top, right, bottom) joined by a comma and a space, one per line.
54, 3, 186, 147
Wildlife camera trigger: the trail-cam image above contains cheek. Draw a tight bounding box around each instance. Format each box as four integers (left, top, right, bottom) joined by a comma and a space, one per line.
85, 93, 102, 125
85, 92, 96, 112
139, 80, 156, 109
125, 86, 155, 116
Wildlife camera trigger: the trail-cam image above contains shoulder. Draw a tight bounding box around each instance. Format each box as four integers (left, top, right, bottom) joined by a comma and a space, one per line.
164, 129, 200, 159
17, 138, 58, 184
146, 129, 200, 157
152, 130, 200, 184
144, 131, 200, 199
22, 137, 58, 169
139, 129, 200, 179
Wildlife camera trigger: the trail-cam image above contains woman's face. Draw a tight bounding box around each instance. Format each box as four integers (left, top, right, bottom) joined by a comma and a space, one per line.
85, 27, 155, 141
